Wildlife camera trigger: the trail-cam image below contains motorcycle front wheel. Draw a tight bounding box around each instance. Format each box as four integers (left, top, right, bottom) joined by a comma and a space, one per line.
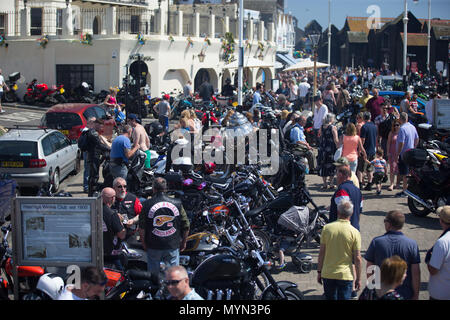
407, 197, 432, 217
260, 285, 304, 300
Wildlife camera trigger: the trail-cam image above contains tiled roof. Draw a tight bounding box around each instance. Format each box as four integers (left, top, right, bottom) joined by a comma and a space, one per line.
345, 17, 395, 34
400, 33, 428, 46
432, 26, 450, 40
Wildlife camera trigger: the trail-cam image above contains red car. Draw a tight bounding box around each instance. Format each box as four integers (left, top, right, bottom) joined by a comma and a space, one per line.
40, 103, 116, 141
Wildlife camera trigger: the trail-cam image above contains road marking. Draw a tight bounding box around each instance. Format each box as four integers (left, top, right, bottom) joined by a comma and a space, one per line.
0, 111, 43, 123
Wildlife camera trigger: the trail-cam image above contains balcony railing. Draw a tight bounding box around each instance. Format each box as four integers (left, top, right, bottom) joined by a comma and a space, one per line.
81, 0, 148, 5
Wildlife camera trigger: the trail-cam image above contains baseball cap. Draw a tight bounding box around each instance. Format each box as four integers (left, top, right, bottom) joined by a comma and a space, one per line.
437, 206, 450, 224
333, 157, 349, 167
163, 94, 170, 100
128, 113, 138, 121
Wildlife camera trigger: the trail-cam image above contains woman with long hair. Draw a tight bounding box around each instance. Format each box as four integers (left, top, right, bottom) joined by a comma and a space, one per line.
340, 123, 367, 174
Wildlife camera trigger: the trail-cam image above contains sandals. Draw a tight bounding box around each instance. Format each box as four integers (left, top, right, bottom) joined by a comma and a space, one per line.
387, 186, 394, 191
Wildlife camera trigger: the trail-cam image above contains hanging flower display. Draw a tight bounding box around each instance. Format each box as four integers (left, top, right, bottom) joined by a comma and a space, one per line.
0, 34, 7, 47
168, 34, 174, 43
221, 32, 235, 63
37, 35, 49, 49
293, 50, 310, 59
137, 32, 146, 45
245, 40, 252, 50
204, 36, 211, 46
80, 33, 93, 45
187, 36, 194, 48
257, 41, 265, 53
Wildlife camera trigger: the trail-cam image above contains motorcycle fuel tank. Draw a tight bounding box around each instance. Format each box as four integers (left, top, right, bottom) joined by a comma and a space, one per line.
192, 254, 242, 286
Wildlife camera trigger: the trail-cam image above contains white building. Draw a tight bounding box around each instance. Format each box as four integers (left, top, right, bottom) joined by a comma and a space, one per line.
0, 0, 276, 99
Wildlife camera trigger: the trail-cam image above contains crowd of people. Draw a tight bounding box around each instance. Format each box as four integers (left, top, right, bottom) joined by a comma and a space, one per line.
56, 63, 449, 301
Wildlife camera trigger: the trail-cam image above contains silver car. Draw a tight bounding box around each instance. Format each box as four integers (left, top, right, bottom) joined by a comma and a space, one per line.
0, 128, 81, 191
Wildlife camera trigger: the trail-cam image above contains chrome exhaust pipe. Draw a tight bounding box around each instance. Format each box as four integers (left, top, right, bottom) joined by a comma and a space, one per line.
403, 190, 433, 210
207, 290, 214, 300
216, 289, 223, 300
226, 289, 233, 300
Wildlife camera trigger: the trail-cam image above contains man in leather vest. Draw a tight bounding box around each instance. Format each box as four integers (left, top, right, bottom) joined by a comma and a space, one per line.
139, 177, 190, 278
112, 177, 142, 241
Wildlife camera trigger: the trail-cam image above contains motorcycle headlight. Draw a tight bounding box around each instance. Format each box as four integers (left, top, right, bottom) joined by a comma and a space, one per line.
60, 88, 65, 94
13, 84, 18, 91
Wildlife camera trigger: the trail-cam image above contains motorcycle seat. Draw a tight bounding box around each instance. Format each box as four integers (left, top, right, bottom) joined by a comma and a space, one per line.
127, 269, 157, 283
245, 205, 267, 218
204, 175, 231, 185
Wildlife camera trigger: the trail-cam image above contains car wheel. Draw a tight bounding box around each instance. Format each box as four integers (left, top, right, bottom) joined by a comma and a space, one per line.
71, 154, 81, 175
51, 169, 60, 192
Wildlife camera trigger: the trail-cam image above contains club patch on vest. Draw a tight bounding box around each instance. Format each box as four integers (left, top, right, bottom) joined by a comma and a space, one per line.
148, 201, 180, 238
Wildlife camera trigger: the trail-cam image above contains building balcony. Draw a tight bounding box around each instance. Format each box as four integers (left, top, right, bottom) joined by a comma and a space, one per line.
78, 0, 149, 7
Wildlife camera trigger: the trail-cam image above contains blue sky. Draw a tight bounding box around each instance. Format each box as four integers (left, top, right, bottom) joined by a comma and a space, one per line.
285, 0, 450, 29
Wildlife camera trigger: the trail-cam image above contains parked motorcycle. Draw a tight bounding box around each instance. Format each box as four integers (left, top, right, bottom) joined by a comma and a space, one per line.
1, 72, 21, 103
403, 140, 450, 217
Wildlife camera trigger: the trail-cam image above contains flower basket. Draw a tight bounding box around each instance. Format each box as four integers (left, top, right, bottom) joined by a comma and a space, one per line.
204, 37, 211, 46
137, 33, 146, 45
80, 33, 93, 45
221, 32, 235, 63
168, 35, 174, 43
0, 34, 7, 48
187, 36, 194, 48
37, 35, 49, 49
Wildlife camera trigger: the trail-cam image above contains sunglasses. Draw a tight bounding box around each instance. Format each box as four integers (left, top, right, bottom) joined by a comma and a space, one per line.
164, 278, 186, 286
115, 185, 127, 189
394, 124, 400, 127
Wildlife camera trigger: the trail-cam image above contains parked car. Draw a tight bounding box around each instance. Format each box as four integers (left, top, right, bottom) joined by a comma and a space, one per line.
378, 91, 426, 113
0, 128, 80, 191
40, 103, 116, 141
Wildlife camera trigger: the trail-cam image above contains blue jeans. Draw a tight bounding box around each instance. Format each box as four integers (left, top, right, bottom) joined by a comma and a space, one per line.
322, 278, 353, 300
110, 163, 128, 181
146, 248, 179, 277
83, 152, 90, 190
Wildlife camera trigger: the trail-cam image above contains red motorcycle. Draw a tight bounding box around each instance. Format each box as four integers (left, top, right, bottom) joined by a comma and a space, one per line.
23, 80, 65, 106
0, 224, 45, 300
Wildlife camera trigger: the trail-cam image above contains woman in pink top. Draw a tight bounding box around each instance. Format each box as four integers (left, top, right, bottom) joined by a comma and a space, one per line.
104, 88, 119, 111
386, 120, 401, 191
340, 123, 367, 173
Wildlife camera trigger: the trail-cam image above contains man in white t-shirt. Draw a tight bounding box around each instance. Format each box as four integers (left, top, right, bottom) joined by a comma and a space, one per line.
58, 266, 107, 300
427, 206, 450, 300
298, 78, 311, 109
0, 69, 9, 114
313, 95, 328, 132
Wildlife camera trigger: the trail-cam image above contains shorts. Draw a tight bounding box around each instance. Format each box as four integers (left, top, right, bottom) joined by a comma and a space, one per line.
398, 154, 409, 176
357, 154, 374, 172
372, 172, 386, 184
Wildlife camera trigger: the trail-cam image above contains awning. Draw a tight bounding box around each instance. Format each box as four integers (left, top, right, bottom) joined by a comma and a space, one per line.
274, 61, 284, 69
283, 59, 329, 72
276, 53, 296, 66
223, 57, 274, 69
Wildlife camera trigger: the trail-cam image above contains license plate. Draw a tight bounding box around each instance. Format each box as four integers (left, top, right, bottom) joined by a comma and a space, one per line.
60, 130, 69, 135
1, 161, 23, 168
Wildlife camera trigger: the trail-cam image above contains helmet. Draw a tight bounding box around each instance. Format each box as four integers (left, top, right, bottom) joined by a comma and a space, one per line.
36, 273, 65, 300
291, 253, 313, 273
203, 162, 216, 174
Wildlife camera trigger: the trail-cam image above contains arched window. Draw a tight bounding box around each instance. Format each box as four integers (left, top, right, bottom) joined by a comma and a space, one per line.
93, 16, 101, 35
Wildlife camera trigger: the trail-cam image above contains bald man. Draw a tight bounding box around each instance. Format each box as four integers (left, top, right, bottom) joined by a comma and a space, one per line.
101, 187, 126, 270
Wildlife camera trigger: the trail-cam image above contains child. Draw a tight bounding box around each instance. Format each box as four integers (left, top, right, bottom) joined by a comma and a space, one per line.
370, 147, 388, 195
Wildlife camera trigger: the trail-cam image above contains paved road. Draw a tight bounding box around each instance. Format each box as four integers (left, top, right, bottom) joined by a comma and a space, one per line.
2, 102, 442, 300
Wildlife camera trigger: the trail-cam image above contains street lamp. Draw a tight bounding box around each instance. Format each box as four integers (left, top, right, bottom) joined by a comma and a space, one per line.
328, 0, 331, 67
309, 33, 320, 112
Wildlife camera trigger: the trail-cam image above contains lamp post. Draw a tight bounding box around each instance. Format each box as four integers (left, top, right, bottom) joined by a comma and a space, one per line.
403, 0, 409, 90
309, 33, 320, 112
328, 0, 331, 67
238, 0, 244, 106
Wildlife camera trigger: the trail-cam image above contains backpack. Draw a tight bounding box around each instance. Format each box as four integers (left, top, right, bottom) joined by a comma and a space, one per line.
78, 130, 89, 152
378, 114, 395, 140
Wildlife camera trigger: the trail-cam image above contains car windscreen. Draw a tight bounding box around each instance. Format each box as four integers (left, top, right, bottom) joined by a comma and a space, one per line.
0, 141, 38, 166
42, 112, 83, 130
